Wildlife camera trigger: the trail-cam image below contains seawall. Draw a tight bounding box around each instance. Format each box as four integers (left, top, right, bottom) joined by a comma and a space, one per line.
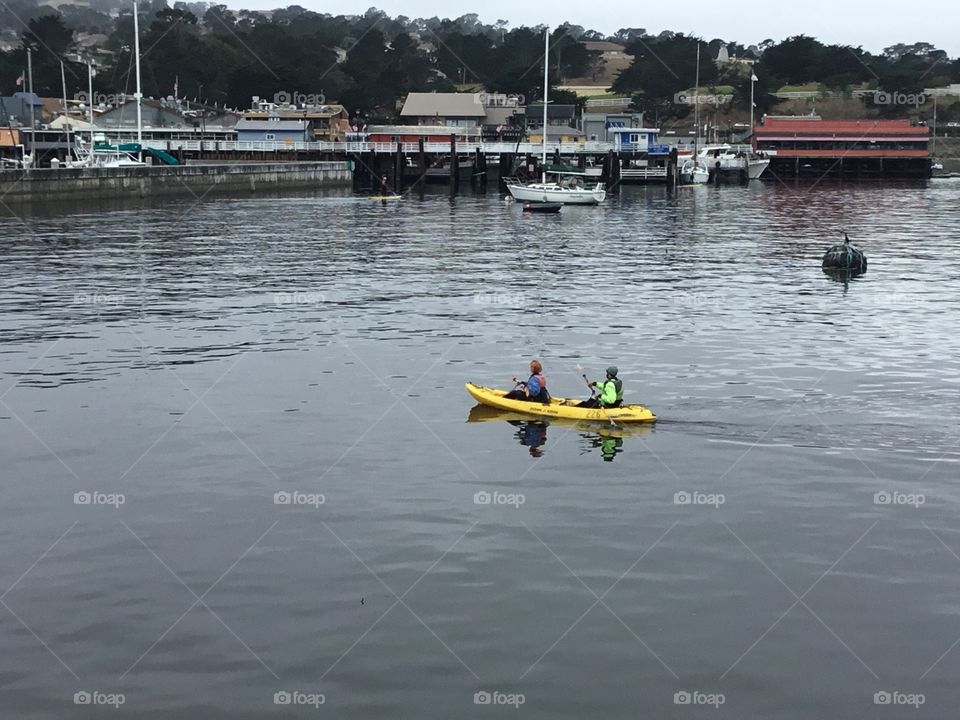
0, 161, 353, 204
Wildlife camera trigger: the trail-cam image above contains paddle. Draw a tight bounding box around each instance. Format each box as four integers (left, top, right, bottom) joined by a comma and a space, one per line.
576, 363, 617, 427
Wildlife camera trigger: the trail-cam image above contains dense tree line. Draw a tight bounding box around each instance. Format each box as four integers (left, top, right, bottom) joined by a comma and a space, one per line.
1, 1, 958, 123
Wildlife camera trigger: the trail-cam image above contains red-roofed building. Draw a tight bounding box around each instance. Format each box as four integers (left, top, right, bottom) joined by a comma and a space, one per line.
754, 116, 930, 178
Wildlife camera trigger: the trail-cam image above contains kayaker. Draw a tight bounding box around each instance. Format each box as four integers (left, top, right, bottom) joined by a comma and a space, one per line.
505, 360, 550, 403
378, 175, 390, 195
578, 367, 623, 408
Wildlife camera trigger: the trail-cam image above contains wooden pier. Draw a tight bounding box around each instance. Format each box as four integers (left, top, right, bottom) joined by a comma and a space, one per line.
16, 130, 683, 192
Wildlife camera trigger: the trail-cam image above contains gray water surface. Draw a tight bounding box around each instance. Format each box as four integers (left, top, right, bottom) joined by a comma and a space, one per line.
2, 181, 960, 718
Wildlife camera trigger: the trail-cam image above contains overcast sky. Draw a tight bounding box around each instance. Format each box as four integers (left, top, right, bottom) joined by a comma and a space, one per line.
230, 0, 960, 56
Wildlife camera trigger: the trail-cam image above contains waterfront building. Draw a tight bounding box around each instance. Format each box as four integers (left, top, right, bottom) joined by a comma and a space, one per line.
399, 92, 487, 127
754, 116, 930, 177
235, 118, 313, 143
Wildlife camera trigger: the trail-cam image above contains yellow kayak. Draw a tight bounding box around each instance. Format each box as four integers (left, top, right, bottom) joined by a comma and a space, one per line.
369, 194, 402, 200
466, 404, 653, 439
465, 383, 656, 423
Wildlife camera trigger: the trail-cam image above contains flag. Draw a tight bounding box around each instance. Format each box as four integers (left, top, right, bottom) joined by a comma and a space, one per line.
751, 73, 759, 82
15, 72, 24, 86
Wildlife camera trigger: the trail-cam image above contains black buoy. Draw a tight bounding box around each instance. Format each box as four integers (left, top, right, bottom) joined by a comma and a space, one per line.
822, 232, 867, 275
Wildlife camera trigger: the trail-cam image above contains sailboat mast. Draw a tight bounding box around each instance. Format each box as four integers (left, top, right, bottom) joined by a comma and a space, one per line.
694, 42, 700, 166
133, 0, 143, 155
541, 27, 549, 184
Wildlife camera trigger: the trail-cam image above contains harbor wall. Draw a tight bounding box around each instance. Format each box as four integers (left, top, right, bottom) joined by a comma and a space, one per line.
0, 161, 353, 203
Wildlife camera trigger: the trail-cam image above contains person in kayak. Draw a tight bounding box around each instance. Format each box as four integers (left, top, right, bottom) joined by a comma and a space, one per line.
505, 360, 550, 403
578, 367, 623, 408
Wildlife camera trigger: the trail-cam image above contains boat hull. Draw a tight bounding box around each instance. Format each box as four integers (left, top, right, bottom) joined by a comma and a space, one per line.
466, 404, 654, 438
506, 183, 605, 205
747, 159, 770, 179
465, 383, 656, 423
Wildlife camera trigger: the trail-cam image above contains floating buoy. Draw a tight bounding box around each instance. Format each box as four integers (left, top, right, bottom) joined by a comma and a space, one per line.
822, 232, 867, 275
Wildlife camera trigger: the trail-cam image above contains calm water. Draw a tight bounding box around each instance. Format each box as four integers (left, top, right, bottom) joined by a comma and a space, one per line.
2, 180, 960, 718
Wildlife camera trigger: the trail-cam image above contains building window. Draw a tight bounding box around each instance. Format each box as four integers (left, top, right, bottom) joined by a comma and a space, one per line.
265, 133, 276, 140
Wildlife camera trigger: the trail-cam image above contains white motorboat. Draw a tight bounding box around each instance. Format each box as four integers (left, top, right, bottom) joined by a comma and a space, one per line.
505, 28, 605, 205
698, 144, 770, 179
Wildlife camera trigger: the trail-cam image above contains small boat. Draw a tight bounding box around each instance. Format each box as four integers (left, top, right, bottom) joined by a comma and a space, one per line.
522, 202, 561, 213
465, 382, 656, 423
369, 194, 402, 201
679, 159, 709, 185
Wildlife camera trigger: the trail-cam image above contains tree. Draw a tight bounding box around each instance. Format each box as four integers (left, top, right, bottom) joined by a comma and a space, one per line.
20, 13, 75, 96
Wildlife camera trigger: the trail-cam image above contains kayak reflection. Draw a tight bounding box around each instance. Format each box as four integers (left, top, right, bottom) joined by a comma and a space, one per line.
466, 405, 652, 462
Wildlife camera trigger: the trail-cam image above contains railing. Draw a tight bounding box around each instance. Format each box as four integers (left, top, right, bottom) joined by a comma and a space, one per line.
586, 97, 633, 108
127, 139, 623, 155
620, 167, 669, 178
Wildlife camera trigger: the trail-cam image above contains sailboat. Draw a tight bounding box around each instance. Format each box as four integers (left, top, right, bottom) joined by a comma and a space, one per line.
71, 0, 146, 168
505, 28, 605, 205
679, 42, 709, 186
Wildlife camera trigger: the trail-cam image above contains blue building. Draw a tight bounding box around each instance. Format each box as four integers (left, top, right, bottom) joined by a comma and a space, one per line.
0, 92, 43, 127
235, 118, 312, 143
609, 127, 670, 154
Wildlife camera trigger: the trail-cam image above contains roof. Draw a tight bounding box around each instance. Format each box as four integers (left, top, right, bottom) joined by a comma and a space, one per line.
533, 125, 586, 138
13, 91, 41, 106
236, 118, 310, 131
400, 92, 486, 118
756, 118, 929, 138
244, 104, 347, 119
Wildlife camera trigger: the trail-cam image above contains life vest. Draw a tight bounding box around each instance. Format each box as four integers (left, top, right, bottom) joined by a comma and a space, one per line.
528, 373, 550, 401
600, 378, 623, 406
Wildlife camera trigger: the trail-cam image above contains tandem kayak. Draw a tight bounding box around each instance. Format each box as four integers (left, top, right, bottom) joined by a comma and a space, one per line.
465, 383, 656, 423
466, 404, 654, 439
